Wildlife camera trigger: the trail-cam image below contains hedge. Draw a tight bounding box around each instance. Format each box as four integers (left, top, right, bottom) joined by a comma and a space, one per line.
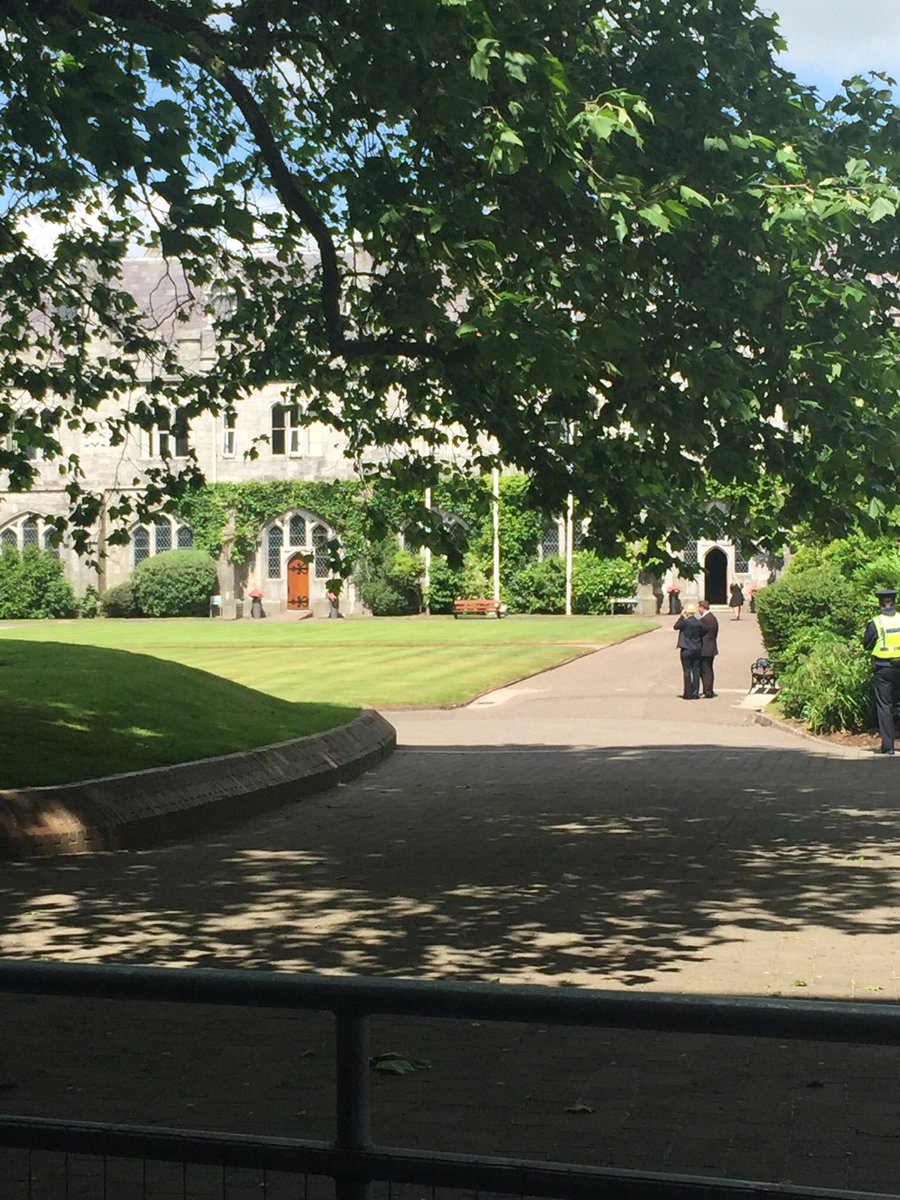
132, 550, 218, 617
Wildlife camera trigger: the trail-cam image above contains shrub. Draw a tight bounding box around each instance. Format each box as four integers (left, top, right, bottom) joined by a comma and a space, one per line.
390, 549, 425, 594
359, 578, 414, 616
0, 546, 77, 619
755, 565, 867, 666
77, 585, 102, 618
459, 552, 491, 600
571, 552, 636, 615
506, 556, 565, 613
779, 637, 874, 733
356, 538, 423, 615
423, 557, 463, 614
132, 550, 218, 617
850, 550, 900, 597
775, 626, 843, 684
100, 581, 141, 618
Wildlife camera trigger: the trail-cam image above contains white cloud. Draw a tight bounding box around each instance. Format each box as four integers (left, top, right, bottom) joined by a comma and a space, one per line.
758, 0, 900, 80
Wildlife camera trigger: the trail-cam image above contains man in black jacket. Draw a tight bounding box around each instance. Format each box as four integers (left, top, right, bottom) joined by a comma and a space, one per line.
698, 600, 719, 699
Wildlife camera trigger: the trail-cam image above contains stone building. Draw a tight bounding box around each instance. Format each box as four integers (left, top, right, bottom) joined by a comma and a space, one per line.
0, 257, 367, 617
1, 255, 778, 618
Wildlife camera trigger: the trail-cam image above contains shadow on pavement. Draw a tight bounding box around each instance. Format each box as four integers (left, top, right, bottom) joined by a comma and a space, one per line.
0, 742, 897, 991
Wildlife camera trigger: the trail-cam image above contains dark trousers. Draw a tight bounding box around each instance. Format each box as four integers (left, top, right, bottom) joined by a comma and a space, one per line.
680, 650, 701, 699
700, 656, 716, 697
872, 662, 900, 750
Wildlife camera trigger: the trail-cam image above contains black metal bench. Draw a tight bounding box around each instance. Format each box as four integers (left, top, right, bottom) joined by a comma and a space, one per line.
750, 657, 776, 690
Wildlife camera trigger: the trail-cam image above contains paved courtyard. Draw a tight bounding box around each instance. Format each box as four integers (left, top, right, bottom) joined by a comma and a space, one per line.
2, 613, 900, 1196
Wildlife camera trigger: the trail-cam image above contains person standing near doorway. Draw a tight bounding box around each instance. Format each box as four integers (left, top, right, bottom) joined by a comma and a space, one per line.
863, 587, 900, 755
698, 599, 719, 698
729, 582, 745, 621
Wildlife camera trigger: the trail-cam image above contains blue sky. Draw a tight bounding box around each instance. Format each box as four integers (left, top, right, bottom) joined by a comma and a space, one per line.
758, 0, 900, 96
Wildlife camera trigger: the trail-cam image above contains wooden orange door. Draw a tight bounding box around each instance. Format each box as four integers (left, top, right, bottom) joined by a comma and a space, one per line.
287, 554, 310, 608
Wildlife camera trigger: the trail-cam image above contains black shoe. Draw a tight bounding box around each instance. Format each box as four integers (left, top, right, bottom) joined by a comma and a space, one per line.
876, 746, 896, 755
703, 693, 717, 699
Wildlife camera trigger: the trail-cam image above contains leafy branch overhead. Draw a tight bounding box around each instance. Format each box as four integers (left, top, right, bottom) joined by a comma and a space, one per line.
3, 0, 900, 557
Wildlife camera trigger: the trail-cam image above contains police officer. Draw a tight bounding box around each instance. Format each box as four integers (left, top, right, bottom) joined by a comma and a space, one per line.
863, 587, 900, 755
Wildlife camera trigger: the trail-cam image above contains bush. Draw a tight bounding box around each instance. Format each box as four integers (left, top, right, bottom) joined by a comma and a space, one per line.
850, 550, 900, 597
503, 551, 636, 615
779, 637, 874, 733
571, 552, 636, 615
100, 581, 141, 618
132, 550, 218, 617
506, 556, 565, 613
755, 565, 867, 666
423, 557, 463, 614
359, 578, 415, 616
459, 552, 491, 600
0, 546, 77, 619
77, 585, 101, 618
357, 538, 423, 615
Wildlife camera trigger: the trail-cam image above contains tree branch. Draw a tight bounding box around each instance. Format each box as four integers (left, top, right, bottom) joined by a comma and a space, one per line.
45, 0, 444, 362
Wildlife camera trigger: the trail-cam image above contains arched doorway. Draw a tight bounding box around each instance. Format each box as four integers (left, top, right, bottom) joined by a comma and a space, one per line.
287, 554, 310, 609
704, 547, 728, 605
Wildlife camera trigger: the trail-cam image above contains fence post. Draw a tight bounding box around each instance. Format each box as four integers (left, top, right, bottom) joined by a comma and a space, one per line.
334, 1010, 371, 1200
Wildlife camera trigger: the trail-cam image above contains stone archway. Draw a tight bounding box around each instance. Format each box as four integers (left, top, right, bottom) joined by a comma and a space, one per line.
704, 546, 728, 605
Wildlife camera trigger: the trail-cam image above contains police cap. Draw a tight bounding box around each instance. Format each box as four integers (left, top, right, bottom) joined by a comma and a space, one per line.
875, 588, 898, 602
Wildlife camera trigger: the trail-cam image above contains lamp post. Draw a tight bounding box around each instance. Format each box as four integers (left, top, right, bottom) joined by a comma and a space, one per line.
492, 467, 501, 603
564, 422, 575, 616
424, 486, 432, 614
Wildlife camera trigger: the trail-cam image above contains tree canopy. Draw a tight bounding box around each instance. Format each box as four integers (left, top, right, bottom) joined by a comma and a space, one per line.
3, 0, 900, 561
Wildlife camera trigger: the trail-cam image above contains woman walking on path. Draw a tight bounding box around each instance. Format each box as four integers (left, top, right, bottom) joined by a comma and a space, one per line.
674, 604, 704, 699
729, 582, 745, 621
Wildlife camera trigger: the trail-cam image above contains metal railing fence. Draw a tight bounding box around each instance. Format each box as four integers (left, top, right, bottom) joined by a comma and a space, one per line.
1, 958, 899, 1200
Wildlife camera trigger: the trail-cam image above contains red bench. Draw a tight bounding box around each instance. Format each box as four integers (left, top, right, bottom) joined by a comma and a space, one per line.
453, 598, 504, 618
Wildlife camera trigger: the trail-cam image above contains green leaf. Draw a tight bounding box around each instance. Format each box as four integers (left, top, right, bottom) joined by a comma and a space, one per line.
504, 51, 535, 83
222, 204, 255, 241
868, 196, 896, 222
470, 37, 499, 82
679, 185, 710, 208
638, 204, 672, 233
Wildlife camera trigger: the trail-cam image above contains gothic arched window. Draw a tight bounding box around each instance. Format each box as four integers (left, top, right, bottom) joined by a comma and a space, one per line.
289, 514, 306, 546
133, 526, 150, 566
267, 525, 284, 578
311, 523, 329, 578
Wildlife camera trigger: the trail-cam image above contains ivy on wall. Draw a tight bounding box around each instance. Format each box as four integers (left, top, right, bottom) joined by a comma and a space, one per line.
175, 474, 579, 585
175, 480, 368, 566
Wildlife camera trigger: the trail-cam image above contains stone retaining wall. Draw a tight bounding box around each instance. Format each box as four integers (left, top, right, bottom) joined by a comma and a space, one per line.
0, 710, 396, 859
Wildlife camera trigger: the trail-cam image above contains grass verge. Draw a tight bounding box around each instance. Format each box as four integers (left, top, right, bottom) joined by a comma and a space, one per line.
0, 614, 656, 786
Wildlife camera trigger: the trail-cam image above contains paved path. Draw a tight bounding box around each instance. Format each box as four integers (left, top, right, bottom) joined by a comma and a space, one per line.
2, 613, 900, 1197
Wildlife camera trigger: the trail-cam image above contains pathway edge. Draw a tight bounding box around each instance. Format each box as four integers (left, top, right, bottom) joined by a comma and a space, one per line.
0, 710, 397, 859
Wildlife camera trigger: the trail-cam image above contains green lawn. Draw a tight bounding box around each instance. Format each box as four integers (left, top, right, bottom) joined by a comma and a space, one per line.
0, 614, 656, 787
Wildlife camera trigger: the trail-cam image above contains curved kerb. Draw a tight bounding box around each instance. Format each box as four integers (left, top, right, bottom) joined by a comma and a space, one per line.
0, 710, 396, 860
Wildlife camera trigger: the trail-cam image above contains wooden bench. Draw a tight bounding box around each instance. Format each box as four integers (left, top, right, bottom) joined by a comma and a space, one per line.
453, 598, 504, 618
608, 596, 640, 614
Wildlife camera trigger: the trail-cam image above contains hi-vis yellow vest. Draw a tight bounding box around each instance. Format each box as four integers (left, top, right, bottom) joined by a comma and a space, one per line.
872, 613, 900, 660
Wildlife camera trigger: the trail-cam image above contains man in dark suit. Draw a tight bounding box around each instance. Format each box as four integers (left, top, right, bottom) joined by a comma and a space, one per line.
698, 599, 719, 698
